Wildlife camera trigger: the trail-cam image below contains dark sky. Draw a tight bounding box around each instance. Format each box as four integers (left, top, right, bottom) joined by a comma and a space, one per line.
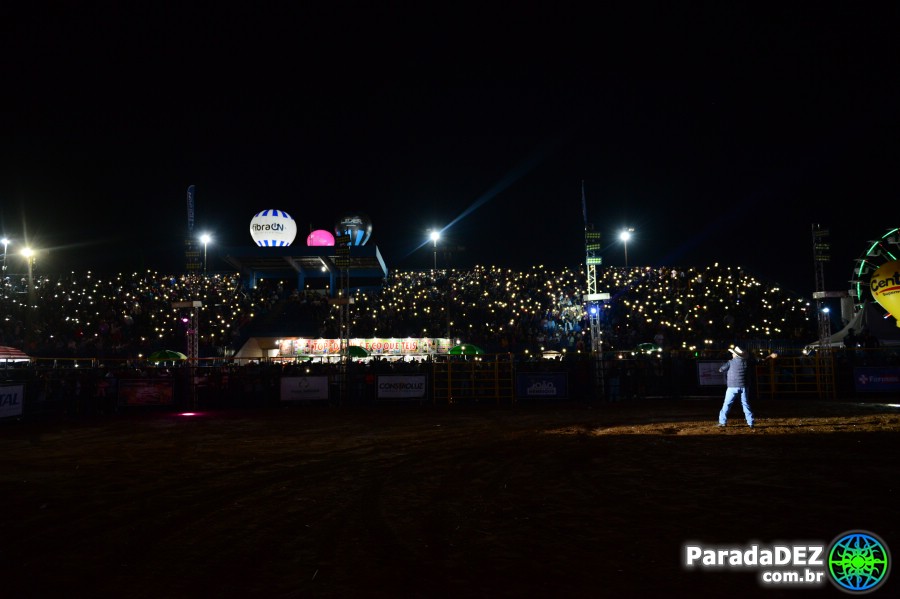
2, 4, 898, 297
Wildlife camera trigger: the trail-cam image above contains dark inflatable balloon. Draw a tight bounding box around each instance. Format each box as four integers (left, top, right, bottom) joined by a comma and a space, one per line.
334, 213, 373, 246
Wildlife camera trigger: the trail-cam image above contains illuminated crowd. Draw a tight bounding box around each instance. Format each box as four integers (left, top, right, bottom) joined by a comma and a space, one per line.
0, 263, 818, 360
345, 264, 816, 355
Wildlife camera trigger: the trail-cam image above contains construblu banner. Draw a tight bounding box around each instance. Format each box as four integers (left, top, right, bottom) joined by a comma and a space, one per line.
377, 375, 427, 399
0, 384, 24, 418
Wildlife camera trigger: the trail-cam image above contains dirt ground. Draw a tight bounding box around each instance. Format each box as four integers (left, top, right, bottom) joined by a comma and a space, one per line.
1, 397, 898, 598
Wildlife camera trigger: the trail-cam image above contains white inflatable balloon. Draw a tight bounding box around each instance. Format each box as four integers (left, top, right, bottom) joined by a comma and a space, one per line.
250, 210, 297, 247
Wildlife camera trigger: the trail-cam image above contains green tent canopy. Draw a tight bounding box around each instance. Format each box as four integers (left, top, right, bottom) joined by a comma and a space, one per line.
635, 343, 662, 354
147, 349, 188, 362
347, 345, 369, 358
448, 344, 485, 355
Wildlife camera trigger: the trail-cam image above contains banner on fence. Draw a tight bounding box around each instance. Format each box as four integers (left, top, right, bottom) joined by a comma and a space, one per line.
853, 367, 900, 392
516, 372, 568, 399
280, 376, 329, 401
377, 375, 427, 399
0, 384, 24, 418
697, 361, 727, 386
118, 379, 175, 406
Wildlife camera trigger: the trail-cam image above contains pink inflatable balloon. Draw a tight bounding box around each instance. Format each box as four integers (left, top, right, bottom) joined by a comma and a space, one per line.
307, 229, 335, 246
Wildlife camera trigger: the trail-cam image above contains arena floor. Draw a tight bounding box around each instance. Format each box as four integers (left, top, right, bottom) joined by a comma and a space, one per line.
1, 398, 897, 598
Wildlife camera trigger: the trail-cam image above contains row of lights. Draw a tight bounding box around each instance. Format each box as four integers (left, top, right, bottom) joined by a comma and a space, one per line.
5, 227, 635, 275
428, 228, 637, 267
2, 234, 214, 274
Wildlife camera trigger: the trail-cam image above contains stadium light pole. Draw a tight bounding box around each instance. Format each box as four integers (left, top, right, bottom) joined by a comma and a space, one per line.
21, 247, 35, 307
1, 237, 9, 273
19, 246, 37, 346
200, 233, 212, 274
430, 230, 440, 271
619, 228, 634, 267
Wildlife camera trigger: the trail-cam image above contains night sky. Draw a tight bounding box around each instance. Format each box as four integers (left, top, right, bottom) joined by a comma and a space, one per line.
2, 4, 898, 297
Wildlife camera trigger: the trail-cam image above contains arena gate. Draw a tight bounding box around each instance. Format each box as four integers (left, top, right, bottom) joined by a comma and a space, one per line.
431, 354, 515, 405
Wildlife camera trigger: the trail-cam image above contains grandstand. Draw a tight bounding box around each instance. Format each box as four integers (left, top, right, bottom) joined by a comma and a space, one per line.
1, 264, 819, 361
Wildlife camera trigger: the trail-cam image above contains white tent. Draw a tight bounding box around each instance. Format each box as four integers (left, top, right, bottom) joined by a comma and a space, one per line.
234, 337, 280, 360
805, 301, 900, 351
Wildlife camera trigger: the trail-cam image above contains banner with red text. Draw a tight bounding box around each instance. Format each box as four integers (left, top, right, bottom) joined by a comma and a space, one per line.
279, 337, 452, 357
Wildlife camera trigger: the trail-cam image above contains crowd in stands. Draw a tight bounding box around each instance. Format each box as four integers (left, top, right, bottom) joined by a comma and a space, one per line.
0, 263, 820, 362
345, 264, 818, 356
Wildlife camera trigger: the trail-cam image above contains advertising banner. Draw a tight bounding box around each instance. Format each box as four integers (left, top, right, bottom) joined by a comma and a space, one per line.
186, 185, 195, 233
853, 367, 900, 392
280, 337, 453, 357
377, 375, 427, 399
516, 372, 568, 399
280, 376, 330, 401
0, 384, 24, 418
697, 361, 727, 386
118, 379, 175, 406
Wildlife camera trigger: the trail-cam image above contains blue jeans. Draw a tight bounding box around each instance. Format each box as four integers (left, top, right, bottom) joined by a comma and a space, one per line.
719, 387, 754, 426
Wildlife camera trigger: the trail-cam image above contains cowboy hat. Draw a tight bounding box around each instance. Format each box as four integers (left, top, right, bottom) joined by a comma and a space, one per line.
728, 346, 747, 358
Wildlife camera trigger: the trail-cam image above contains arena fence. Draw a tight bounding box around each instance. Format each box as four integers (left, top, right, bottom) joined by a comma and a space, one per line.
755, 353, 837, 399
1, 349, 896, 422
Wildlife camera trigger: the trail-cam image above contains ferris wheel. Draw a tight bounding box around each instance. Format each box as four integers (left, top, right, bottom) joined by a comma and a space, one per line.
849, 227, 900, 312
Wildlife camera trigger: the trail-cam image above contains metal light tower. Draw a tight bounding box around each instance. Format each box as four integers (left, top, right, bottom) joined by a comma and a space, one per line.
812, 224, 831, 348
172, 301, 202, 362
333, 232, 353, 404
810, 224, 841, 399
581, 182, 610, 396
173, 300, 202, 408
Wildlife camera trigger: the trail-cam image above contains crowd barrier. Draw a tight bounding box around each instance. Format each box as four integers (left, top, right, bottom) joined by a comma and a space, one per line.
2, 349, 899, 421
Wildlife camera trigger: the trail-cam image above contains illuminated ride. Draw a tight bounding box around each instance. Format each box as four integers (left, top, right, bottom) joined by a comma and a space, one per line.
804, 227, 900, 353
850, 227, 900, 326
849, 227, 900, 319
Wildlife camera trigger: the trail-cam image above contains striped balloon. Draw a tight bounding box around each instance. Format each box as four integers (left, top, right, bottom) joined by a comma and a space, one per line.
250, 209, 298, 247
334, 213, 372, 246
